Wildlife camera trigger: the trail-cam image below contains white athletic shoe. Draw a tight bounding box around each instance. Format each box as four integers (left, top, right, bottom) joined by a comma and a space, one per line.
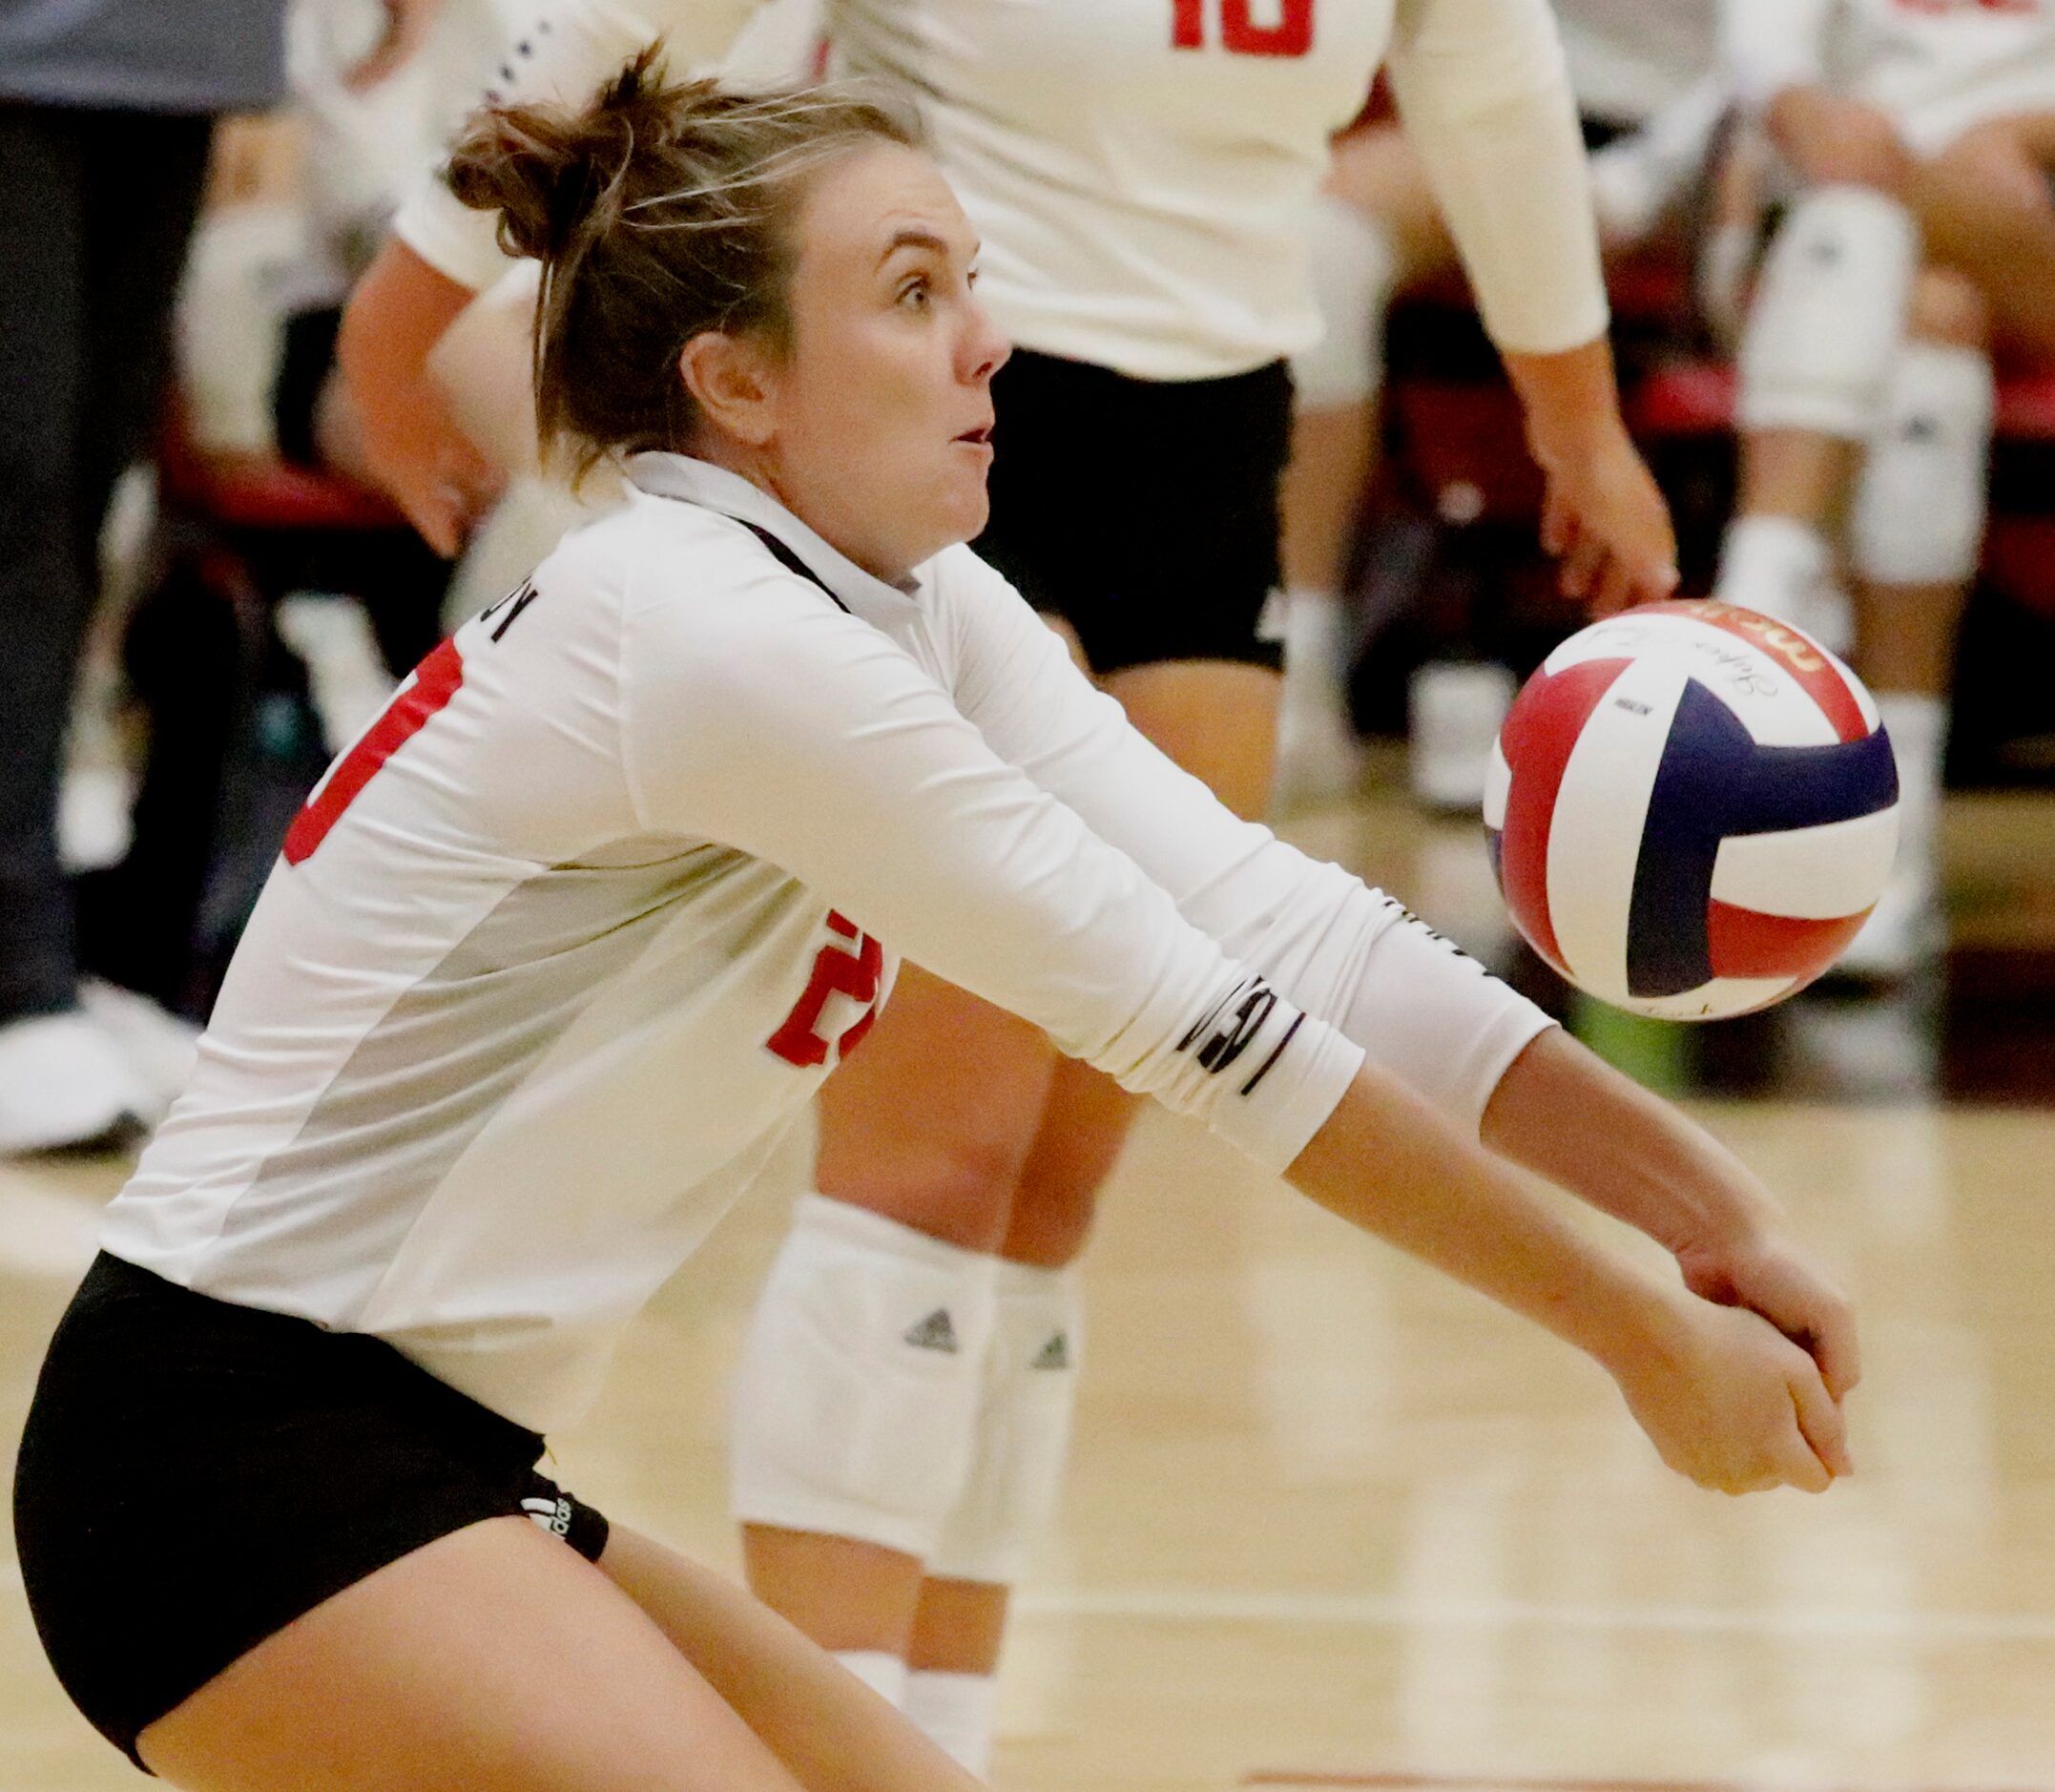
0, 1008, 147, 1156
78, 980, 200, 1124
1408, 660, 1514, 814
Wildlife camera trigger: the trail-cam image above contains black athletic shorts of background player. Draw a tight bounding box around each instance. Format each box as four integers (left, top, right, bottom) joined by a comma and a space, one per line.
972, 348, 1294, 677
13, 1253, 610, 1771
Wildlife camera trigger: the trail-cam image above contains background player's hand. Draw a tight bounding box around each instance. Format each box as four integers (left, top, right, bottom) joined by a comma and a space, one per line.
1530, 419, 1679, 615
342, 0, 442, 92
376, 410, 507, 557
1504, 341, 1679, 614
341, 240, 510, 556
1609, 1292, 1848, 1493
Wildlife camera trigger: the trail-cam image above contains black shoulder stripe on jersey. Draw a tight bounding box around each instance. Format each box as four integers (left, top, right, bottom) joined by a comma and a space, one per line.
739, 522, 852, 615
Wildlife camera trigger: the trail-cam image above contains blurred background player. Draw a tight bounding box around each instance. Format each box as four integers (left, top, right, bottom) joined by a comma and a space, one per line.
340, 0, 1678, 1777
0, 0, 434, 1156
1281, 0, 1724, 813
0, 0, 291, 1154
1710, 0, 2055, 977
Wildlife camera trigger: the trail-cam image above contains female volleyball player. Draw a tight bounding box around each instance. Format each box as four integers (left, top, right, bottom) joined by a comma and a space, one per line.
337, 0, 1727, 1768
335, 0, 1741, 1766
14, 65, 1857, 1789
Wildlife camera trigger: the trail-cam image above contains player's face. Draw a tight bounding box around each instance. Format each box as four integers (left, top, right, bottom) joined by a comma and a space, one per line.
762, 144, 1009, 582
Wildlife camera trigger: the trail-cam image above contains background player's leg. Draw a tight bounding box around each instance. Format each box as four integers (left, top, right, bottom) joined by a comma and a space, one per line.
137, 1517, 832, 1792
892, 657, 1281, 1771
1713, 183, 1920, 652
736, 645, 1283, 1766
1275, 183, 1396, 806
1915, 115, 2055, 352
1839, 272, 1995, 977
1298, 127, 1470, 808
1102, 659, 1283, 822
0, 106, 201, 1149
736, 967, 1055, 1697
902, 1063, 1113, 1775
1321, 124, 1459, 293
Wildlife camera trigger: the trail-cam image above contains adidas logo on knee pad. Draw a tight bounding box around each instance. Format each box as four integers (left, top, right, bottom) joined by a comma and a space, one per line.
1031, 1329, 1070, 1370
903, 1307, 960, 1352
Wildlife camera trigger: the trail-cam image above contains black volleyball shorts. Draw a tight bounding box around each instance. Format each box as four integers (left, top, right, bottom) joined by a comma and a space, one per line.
13, 1253, 609, 1771
972, 348, 1295, 676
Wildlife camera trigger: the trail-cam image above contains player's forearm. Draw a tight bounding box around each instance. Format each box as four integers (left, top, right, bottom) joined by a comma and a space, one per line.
340, 239, 486, 473
1480, 1027, 1777, 1261
1287, 1059, 1686, 1374
1387, 0, 1608, 357
1502, 335, 1633, 467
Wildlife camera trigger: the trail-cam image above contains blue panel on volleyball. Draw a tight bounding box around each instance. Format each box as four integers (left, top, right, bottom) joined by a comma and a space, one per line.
1626, 680, 1900, 1000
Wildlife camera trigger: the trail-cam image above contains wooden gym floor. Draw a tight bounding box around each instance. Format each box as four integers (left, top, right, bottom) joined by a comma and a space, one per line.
4, 774, 2053, 1789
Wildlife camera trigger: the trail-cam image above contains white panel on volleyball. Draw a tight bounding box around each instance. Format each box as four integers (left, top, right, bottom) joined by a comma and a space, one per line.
1544, 655, 1687, 1006
1627, 973, 1797, 1023
1711, 805, 1900, 920
1542, 614, 1862, 746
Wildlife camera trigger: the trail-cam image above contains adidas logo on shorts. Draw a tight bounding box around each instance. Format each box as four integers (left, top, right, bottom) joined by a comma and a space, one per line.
903, 1307, 959, 1352
522, 1494, 574, 1539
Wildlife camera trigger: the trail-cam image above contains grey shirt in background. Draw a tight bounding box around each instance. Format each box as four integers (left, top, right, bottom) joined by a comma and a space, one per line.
0, 0, 288, 114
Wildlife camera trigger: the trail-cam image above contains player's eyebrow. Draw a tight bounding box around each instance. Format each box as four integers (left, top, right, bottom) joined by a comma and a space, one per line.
877, 226, 968, 266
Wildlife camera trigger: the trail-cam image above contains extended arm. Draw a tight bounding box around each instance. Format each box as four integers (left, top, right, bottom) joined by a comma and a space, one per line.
1483, 1027, 1859, 1398
623, 552, 1365, 1177
944, 551, 1858, 1402
1287, 1052, 1848, 1493
625, 544, 1844, 1497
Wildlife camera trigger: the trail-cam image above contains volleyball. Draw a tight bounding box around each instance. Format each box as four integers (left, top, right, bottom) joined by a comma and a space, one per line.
1485, 601, 1900, 1020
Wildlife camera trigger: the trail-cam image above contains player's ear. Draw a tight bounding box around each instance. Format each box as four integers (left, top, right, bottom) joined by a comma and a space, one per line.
679, 328, 778, 448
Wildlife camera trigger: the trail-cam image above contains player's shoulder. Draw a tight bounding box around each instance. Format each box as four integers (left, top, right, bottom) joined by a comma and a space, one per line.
917, 540, 1046, 651
920, 541, 1028, 615
548, 486, 799, 607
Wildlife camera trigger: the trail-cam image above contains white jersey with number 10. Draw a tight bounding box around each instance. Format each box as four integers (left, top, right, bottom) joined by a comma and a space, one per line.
394, 0, 1608, 379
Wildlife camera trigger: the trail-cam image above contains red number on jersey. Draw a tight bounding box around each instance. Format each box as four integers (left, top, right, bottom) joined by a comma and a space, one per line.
283, 638, 466, 865
767, 912, 884, 1068
1172, 0, 1315, 56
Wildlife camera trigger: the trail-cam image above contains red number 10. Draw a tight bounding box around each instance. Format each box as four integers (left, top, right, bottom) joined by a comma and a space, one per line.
1173, 0, 1314, 56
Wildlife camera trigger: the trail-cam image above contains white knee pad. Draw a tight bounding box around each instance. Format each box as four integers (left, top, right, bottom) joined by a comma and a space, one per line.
1850, 340, 1995, 588
1737, 185, 1919, 440
928, 1261, 1084, 1587
1291, 194, 1397, 412
729, 1194, 997, 1559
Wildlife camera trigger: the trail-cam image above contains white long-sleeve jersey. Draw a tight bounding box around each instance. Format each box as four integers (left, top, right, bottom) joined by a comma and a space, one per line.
392, 0, 1607, 379
100, 455, 1550, 1432
1725, 0, 2055, 156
